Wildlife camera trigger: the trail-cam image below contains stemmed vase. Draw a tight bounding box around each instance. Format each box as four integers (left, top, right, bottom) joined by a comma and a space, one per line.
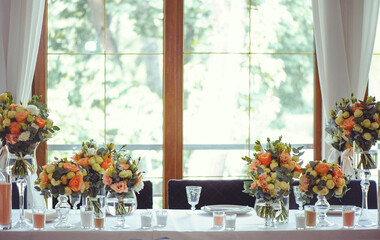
255, 198, 281, 228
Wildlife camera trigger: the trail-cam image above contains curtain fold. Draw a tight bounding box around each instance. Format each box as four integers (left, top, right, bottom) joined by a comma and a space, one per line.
312, 0, 380, 159
0, 0, 45, 208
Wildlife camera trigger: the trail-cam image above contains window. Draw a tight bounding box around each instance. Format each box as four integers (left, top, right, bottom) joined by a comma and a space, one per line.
36, 0, 316, 207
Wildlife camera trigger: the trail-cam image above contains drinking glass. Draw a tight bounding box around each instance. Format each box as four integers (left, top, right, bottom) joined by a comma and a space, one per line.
140, 211, 152, 229
80, 205, 93, 230
293, 186, 305, 210
304, 205, 316, 228
156, 210, 168, 227
294, 210, 306, 230
342, 205, 355, 229
186, 186, 202, 213
225, 213, 236, 231
32, 206, 46, 230
213, 211, 224, 228
93, 196, 106, 230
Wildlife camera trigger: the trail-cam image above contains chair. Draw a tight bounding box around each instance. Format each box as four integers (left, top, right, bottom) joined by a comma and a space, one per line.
289, 179, 378, 209
52, 180, 153, 209
167, 179, 255, 209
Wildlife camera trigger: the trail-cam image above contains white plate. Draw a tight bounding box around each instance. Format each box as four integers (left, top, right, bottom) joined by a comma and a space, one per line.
25, 209, 58, 222
201, 205, 253, 215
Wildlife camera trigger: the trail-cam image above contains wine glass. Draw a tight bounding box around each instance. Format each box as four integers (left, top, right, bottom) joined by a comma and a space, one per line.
186, 186, 202, 214
293, 186, 305, 210
70, 194, 81, 214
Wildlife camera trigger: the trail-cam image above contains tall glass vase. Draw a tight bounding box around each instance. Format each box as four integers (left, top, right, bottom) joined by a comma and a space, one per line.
353, 143, 377, 227
315, 194, 333, 227
5, 143, 38, 230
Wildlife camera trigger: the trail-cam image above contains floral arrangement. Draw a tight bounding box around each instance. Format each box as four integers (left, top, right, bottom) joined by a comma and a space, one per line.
243, 136, 303, 221
103, 146, 143, 215
299, 160, 348, 199
34, 158, 89, 198
0, 92, 59, 178
327, 93, 380, 169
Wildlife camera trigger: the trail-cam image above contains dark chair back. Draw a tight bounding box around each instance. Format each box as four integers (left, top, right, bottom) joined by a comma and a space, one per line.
289, 179, 378, 209
52, 180, 153, 209
167, 179, 255, 209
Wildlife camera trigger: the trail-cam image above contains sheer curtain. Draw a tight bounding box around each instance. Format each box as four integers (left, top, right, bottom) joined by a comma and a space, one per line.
0, 0, 45, 207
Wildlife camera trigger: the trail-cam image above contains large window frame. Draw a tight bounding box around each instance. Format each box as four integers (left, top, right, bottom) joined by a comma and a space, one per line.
33, 0, 322, 208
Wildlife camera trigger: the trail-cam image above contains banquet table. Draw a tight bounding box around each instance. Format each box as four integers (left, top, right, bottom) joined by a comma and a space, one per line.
1, 209, 379, 240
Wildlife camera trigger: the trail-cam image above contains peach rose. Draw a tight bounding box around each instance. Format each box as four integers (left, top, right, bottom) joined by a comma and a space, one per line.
5, 134, 19, 144
102, 172, 113, 186
62, 163, 79, 173
9, 122, 20, 134
299, 176, 310, 192
376, 117, 380, 125
40, 173, 49, 185
341, 116, 356, 131
101, 158, 113, 170
120, 163, 130, 170
333, 177, 345, 188
68, 174, 83, 192
35, 116, 45, 128
250, 181, 258, 189
15, 110, 28, 123
72, 152, 83, 161
249, 159, 261, 172
315, 162, 330, 175
294, 163, 302, 173
280, 151, 291, 164
257, 152, 271, 166
351, 103, 363, 112
77, 157, 89, 167
10, 104, 19, 111
110, 181, 128, 194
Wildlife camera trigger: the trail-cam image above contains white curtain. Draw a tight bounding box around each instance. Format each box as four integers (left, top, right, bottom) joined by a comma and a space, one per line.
0, 0, 45, 208
0, 0, 45, 104
312, 0, 380, 159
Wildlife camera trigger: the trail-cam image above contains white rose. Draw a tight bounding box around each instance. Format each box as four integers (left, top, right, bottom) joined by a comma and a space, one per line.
19, 131, 30, 141
337, 110, 343, 118
87, 148, 97, 156
31, 123, 39, 130
132, 180, 144, 193
26, 105, 40, 115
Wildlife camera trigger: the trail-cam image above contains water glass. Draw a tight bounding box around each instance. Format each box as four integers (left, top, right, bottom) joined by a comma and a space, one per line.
304, 205, 316, 228
225, 213, 236, 231
342, 205, 355, 228
156, 210, 168, 227
93, 196, 106, 230
186, 186, 202, 213
32, 206, 46, 230
293, 186, 305, 210
141, 211, 152, 229
80, 205, 93, 229
213, 211, 224, 228
294, 210, 306, 230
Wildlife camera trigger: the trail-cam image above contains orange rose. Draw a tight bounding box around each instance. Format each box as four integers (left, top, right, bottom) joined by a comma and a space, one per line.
376, 117, 380, 125
257, 152, 271, 166
40, 173, 49, 185
72, 152, 83, 161
249, 159, 261, 172
333, 166, 343, 178
77, 157, 89, 167
340, 116, 356, 131
68, 174, 83, 192
35, 116, 45, 128
333, 176, 345, 188
5, 134, 19, 144
9, 122, 20, 134
294, 163, 302, 173
315, 162, 330, 175
299, 175, 310, 192
102, 172, 113, 186
101, 158, 113, 170
15, 110, 28, 123
10, 104, 19, 111
62, 163, 78, 173
250, 181, 258, 189
280, 151, 291, 164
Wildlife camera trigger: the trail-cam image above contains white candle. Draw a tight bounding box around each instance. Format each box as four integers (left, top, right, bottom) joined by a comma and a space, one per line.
81, 211, 93, 228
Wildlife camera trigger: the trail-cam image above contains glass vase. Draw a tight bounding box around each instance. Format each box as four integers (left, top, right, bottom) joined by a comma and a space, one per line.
107, 191, 137, 229
255, 198, 281, 228
315, 194, 333, 227
276, 195, 289, 223
5, 143, 38, 230
69, 193, 81, 214
353, 144, 377, 227
54, 194, 72, 229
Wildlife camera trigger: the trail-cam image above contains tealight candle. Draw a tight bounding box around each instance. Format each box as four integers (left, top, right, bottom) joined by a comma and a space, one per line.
213, 211, 224, 228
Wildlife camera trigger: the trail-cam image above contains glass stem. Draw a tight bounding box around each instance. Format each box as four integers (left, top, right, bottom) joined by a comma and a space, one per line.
16, 178, 26, 222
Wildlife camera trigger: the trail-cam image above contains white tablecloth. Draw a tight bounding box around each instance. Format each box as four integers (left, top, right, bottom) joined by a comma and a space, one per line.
1, 209, 379, 240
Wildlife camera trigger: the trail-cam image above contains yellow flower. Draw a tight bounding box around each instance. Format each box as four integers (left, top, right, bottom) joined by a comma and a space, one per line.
46, 164, 55, 174
58, 163, 64, 168
264, 168, 271, 174
265, 176, 272, 183
61, 175, 68, 185
279, 181, 289, 191
327, 174, 332, 180
271, 172, 277, 180
310, 170, 317, 178
354, 110, 363, 118
3, 118, 10, 127
353, 124, 363, 133
305, 164, 311, 169
282, 164, 290, 170
0, 93, 7, 101
293, 171, 300, 178
65, 187, 72, 196
270, 161, 278, 170
88, 157, 96, 166
320, 187, 329, 195
371, 122, 379, 129
267, 184, 275, 191
107, 168, 116, 177
39, 182, 46, 189
82, 169, 87, 176
343, 111, 350, 118
326, 180, 335, 189
51, 179, 61, 186
95, 156, 104, 164
119, 170, 132, 179
92, 163, 101, 172
361, 119, 371, 128
335, 117, 344, 125
312, 186, 319, 193
335, 187, 343, 196
66, 172, 75, 179
321, 176, 328, 181
363, 132, 372, 141
7, 111, 16, 119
